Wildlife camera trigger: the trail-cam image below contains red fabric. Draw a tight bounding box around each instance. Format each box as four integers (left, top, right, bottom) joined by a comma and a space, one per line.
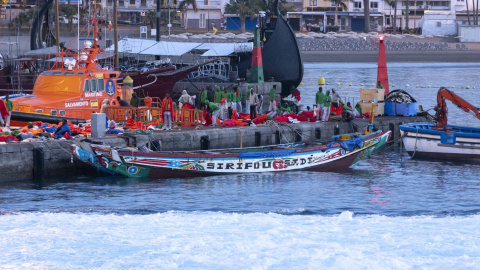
239, 113, 250, 120
273, 115, 289, 123
0, 135, 18, 142
0, 100, 9, 117
299, 111, 314, 118
234, 120, 248, 126
330, 104, 344, 116
296, 116, 308, 122
203, 110, 212, 126
293, 90, 301, 101
253, 114, 267, 125
63, 132, 72, 139
222, 119, 237, 127
231, 110, 239, 120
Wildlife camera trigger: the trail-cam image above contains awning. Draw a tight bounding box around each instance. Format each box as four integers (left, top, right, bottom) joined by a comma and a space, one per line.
105, 38, 253, 57
140, 41, 202, 56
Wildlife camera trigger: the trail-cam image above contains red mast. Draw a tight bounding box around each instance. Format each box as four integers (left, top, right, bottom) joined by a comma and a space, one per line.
376, 35, 389, 95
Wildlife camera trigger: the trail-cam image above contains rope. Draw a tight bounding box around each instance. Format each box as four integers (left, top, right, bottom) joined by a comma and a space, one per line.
411, 127, 419, 159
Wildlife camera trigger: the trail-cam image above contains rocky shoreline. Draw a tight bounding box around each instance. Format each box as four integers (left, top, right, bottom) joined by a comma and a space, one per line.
1, 32, 479, 63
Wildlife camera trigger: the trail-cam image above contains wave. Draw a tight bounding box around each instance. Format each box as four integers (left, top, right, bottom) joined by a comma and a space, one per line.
1, 211, 479, 269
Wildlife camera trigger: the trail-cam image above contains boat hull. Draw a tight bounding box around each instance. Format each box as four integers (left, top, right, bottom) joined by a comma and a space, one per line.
400, 122, 480, 160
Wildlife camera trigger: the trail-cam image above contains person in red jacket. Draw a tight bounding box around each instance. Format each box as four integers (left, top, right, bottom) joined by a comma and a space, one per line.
161, 93, 174, 130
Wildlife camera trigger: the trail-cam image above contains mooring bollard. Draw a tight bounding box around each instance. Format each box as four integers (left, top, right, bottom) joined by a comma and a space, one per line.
33, 147, 44, 184
91, 113, 106, 138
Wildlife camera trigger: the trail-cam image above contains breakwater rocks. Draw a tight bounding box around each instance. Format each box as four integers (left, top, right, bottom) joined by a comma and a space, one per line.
154, 31, 469, 52
0, 116, 426, 182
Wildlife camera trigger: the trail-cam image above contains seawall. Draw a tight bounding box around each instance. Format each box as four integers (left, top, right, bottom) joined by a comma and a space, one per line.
0, 116, 426, 182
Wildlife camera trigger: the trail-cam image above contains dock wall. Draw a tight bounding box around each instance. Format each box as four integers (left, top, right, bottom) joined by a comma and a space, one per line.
0, 116, 426, 182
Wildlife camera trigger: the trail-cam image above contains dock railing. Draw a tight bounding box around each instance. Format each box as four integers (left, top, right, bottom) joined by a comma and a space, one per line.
105, 106, 204, 129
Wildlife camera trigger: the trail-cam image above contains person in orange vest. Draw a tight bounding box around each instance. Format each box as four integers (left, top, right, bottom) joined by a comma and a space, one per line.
161, 93, 174, 130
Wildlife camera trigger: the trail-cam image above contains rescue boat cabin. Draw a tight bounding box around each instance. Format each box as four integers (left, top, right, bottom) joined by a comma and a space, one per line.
12, 42, 120, 122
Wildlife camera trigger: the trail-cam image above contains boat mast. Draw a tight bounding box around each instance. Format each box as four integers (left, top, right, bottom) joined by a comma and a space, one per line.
55, 0, 60, 51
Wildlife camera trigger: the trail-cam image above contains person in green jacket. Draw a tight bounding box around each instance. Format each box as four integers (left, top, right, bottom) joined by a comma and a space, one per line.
130, 92, 140, 108
206, 101, 220, 126
234, 86, 243, 113
4, 94, 13, 128
214, 85, 223, 104
245, 85, 252, 114
322, 90, 332, 122
315, 87, 325, 121
268, 85, 277, 112
226, 88, 235, 118
200, 88, 208, 108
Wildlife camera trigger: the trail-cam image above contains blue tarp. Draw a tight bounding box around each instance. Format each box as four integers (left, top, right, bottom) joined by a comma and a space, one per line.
238, 149, 297, 159
327, 137, 363, 151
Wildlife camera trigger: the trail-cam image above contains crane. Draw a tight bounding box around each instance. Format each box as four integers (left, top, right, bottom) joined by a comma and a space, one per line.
434, 87, 480, 130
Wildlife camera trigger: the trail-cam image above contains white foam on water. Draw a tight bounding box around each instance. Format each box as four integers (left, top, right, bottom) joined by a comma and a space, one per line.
1, 212, 479, 269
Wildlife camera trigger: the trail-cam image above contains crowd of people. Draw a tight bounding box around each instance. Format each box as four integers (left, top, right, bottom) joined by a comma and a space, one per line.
0, 85, 366, 143
151, 84, 363, 128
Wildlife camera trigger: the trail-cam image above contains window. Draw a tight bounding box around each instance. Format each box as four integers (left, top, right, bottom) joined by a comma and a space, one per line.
310, 0, 317, 6
98, 78, 105, 92
386, 17, 391, 25
83, 79, 90, 93
107, 0, 113, 5
199, 13, 206, 28
370, 2, 378, 8
90, 79, 97, 92
354, 1, 362, 8
330, 0, 336, 6
130, 0, 135, 5
119, 0, 124, 5
204, 0, 208, 5
141, 0, 146, 6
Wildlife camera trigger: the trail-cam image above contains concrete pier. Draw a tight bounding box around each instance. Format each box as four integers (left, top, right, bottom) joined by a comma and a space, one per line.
0, 116, 426, 182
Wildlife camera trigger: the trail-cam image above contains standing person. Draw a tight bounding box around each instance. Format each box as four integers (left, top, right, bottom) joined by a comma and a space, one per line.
214, 85, 223, 104
161, 93, 174, 130
249, 90, 258, 120
100, 99, 110, 113
117, 95, 129, 123
4, 94, 13, 128
130, 92, 140, 108
200, 87, 208, 108
226, 88, 235, 119
178, 89, 192, 109
291, 86, 301, 114
331, 89, 341, 109
234, 86, 243, 113
0, 98, 8, 127
315, 87, 325, 121
322, 90, 332, 122
206, 101, 220, 127
245, 85, 251, 114
256, 93, 263, 115
268, 85, 277, 112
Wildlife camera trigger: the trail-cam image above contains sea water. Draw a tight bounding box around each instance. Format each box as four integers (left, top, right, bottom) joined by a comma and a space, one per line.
1, 63, 480, 269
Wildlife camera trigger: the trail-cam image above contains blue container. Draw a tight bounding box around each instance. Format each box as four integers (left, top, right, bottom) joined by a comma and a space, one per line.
385, 102, 417, 116
385, 102, 395, 116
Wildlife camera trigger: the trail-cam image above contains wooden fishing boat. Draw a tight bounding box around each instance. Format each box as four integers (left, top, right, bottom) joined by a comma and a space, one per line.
399, 88, 480, 160
72, 131, 390, 178
9, 2, 120, 125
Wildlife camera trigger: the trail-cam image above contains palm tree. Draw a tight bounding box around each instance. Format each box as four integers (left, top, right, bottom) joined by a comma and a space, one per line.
144, 10, 157, 28
178, 0, 198, 30
225, 0, 264, 32
328, 0, 347, 27
60, 4, 78, 32
363, 0, 370, 32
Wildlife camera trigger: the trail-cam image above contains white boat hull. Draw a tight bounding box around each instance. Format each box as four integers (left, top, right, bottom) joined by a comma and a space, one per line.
400, 123, 480, 159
